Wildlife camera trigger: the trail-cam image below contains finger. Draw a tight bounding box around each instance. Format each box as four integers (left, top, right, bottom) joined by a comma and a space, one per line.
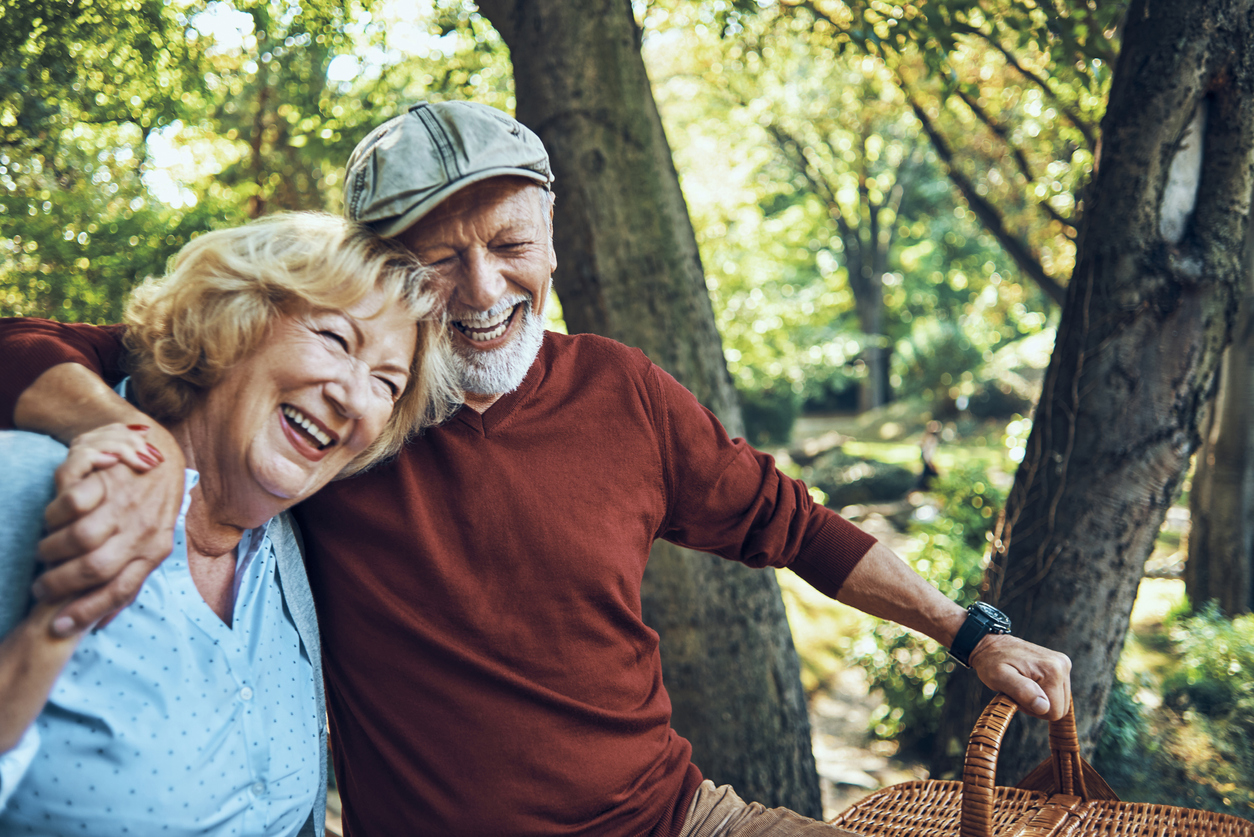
33, 525, 127, 599
45, 471, 109, 532
49, 559, 153, 637
990, 662, 1052, 718
55, 448, 121, 492
1039, 653, 1072, 722
111, 445, 160, 474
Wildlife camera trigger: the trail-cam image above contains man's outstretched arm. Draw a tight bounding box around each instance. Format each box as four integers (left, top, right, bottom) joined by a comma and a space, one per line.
0, 320, 184, 637
835, 541, 1071, 721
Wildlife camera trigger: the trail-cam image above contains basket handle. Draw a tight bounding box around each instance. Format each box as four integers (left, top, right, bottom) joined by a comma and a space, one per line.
959, 694, 1089, 837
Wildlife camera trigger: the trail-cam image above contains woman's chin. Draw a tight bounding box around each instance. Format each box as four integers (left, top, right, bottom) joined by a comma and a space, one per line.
246, 461, 330, 511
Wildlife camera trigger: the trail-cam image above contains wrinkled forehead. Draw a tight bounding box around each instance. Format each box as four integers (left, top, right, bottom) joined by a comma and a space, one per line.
397, 176, 551, 246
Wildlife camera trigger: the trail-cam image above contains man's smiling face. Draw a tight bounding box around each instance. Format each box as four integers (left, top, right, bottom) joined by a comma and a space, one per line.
395, 177, 556, 405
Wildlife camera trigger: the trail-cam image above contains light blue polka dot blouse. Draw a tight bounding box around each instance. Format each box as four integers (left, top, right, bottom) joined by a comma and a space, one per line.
0, 457, 320, 836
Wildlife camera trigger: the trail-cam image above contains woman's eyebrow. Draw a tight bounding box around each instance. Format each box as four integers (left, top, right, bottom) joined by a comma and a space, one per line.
375, 360, 411, 379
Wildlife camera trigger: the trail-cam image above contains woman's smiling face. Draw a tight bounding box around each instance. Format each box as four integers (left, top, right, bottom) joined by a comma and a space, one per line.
188, 287, 418, 519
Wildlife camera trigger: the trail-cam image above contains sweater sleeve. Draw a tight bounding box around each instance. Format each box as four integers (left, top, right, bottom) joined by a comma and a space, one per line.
0, 318, 128, 429
647, 362, 876, 597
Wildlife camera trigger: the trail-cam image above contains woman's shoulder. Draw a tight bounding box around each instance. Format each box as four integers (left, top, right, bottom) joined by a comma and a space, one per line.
0, 432, 65, 634
0, 431, 67, 489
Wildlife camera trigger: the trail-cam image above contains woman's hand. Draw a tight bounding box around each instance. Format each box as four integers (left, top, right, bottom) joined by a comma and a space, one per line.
54, 422, 165, 484
0, 600, 82, 754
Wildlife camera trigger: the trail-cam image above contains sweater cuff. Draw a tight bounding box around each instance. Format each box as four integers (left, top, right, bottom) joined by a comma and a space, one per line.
0, 334, 99, 429
787, 513, 878, 599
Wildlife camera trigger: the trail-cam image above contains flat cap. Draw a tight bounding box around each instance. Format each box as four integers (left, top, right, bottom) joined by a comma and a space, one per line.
343, 101, 553, 238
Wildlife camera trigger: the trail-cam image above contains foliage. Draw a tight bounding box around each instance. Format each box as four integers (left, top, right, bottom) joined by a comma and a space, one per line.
739, 384, 801, 446
1091, 605, 1254, 819
1091, 676, 1154, 792
848, 461, 1004, 752
647, 4, 1058, 424
1, 0, 513, 323
771, 0, 1120, 303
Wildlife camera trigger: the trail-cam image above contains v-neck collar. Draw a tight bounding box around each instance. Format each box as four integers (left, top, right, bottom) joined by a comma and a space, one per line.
453, 333, 551, 437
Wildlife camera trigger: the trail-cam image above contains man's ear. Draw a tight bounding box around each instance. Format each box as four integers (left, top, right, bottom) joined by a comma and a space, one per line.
546, 191, 557, 273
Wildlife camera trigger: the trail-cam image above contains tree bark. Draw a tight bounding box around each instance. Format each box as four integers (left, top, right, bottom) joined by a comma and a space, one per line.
934, 0, 1252, 783
476, 0, 823, 815
1186, 206, 1254, 617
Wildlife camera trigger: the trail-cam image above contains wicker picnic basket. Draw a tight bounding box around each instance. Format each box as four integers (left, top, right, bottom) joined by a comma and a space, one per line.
829, 693, 1253, 837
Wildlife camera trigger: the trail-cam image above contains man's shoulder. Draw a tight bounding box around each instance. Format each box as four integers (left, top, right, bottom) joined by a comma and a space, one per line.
541, 331, 654, 379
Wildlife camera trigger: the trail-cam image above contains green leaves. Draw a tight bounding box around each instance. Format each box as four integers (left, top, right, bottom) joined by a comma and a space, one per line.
0, 0, 513, 322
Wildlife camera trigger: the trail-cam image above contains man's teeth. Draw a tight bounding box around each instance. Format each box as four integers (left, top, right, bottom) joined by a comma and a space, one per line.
455, 307, 514, 342
282, 406, 332, 448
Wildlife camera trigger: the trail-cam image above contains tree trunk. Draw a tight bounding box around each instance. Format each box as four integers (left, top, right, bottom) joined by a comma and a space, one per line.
1186, 215, 1254, 617
934, 0, 1252, 783
475, 0, 823, 815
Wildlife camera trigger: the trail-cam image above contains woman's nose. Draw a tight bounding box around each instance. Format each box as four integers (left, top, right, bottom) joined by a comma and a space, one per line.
326, 361, 369, 422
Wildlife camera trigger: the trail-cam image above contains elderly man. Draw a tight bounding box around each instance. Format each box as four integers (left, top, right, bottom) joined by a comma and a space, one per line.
0, 101, 1069, 837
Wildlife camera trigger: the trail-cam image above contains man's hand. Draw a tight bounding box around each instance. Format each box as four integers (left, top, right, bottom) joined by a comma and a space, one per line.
834, 541, 1073, 722
33, 423, 185, 636
11, 364, 189, 638
969, 633, 1072, 721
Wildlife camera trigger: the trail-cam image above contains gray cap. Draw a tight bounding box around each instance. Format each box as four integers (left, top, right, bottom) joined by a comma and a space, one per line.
343, 101, 554, 239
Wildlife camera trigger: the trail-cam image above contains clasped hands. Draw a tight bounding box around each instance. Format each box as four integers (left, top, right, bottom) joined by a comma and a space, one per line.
32, 423, 185, 637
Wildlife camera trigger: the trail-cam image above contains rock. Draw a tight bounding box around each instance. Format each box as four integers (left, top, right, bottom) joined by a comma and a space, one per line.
808, 450, 917, 508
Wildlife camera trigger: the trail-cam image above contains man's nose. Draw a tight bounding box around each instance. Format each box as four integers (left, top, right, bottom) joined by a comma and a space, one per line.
455, 249, 507, 311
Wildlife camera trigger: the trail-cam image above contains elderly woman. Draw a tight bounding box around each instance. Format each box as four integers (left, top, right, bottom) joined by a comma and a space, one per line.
0, 212, 456, 836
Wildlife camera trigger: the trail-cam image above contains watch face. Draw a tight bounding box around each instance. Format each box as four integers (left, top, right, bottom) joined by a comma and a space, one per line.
971, 601, 1012, 632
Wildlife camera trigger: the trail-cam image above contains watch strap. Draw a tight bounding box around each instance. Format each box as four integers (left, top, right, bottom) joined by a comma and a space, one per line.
949, 603, 1010, 668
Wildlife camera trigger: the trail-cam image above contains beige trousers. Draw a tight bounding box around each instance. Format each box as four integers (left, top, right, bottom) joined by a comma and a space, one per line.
678, 781, 859, 837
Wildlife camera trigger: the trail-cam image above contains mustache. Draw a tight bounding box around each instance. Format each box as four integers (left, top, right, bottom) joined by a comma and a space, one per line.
447, 295, 531, 323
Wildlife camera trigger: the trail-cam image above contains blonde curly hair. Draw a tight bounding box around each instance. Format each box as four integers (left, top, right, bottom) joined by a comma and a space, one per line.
123, 211, 459, 475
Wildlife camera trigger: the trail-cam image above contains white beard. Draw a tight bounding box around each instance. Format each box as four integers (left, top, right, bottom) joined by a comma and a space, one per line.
449, 297, 545, 397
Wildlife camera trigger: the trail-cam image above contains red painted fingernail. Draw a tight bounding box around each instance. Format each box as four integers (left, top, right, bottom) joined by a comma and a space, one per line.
146, 443, 165, 463
137, 452, 158, 467
127, 424, 150, 432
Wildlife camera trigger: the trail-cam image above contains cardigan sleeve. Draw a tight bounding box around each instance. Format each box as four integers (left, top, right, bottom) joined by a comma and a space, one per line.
0, 432, 67, 803
646, 361, 876, 597
0, 318, 128, 429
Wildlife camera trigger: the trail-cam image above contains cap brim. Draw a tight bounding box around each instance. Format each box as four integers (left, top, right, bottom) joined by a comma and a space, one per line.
370, 166, 551, 239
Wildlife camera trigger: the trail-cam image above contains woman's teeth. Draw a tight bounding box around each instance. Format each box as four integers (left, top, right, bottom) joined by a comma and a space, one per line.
455, 306, 515, 342
282, 405, 332, 449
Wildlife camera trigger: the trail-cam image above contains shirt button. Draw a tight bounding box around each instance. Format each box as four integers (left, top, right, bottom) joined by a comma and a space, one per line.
251, 781, 266, 796
239, 687, 254, 701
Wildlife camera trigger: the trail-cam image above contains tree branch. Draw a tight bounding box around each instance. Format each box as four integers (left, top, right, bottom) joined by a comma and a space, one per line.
954, 88, 1078, 237
906, 93, 1067, 306
959, 23, 1099, 150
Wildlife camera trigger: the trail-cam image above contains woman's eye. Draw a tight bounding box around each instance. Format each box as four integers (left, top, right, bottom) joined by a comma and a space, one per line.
320, 330, 349, 350
375, 377, 400, 399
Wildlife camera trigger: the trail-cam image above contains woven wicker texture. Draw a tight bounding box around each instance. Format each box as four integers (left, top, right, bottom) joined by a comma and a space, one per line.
829, 694, 1253, 837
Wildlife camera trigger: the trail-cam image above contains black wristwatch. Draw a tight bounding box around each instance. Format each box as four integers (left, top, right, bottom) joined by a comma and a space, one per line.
948, 602, 1011, 668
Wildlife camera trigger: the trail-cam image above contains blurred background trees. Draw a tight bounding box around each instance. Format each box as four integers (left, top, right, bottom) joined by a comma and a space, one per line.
5, 0, 1254, 821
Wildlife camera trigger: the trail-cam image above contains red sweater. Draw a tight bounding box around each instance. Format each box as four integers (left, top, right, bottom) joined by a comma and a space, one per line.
0, 320, 876, 837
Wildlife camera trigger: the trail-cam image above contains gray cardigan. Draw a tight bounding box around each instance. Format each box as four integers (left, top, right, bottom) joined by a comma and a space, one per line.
0, 431, 327, 837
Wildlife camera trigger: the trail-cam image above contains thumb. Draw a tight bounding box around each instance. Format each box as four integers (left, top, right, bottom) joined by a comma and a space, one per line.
995, 666, 1051, 717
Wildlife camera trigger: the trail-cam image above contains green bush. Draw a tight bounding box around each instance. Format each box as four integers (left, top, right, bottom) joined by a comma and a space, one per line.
850, 463, 1003, 752
1095, 605, 1254, 819
1092, 677, 1158, 793
1167, 603, 1254, 720
738, 385, 800, 446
